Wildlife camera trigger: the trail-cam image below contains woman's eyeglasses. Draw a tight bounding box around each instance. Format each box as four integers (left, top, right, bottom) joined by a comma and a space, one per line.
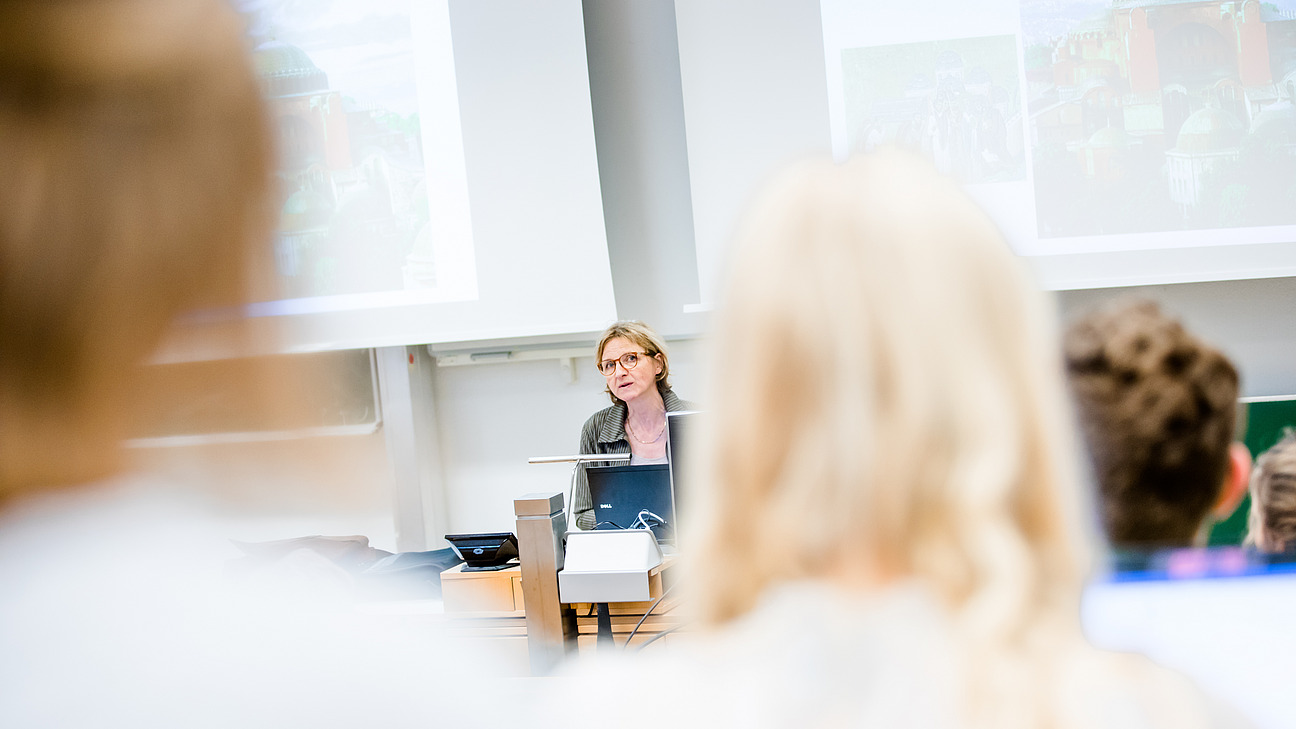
597, 351, 649, 376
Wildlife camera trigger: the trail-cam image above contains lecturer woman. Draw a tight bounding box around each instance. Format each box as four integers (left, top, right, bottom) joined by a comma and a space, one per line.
572, 321, 691, 530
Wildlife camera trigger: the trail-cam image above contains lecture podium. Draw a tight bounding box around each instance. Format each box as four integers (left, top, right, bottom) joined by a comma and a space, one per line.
437, 491, 682, 676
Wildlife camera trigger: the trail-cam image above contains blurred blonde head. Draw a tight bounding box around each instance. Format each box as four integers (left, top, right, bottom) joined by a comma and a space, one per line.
691, 150, 1090, 726
0, 0, 274, 501
1248, 431, 1296, 553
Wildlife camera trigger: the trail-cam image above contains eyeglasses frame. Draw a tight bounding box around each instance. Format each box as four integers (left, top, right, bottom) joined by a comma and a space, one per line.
596, 350, 655, 376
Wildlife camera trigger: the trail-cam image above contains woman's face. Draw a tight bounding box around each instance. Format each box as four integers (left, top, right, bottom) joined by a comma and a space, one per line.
600, 336, 662, 405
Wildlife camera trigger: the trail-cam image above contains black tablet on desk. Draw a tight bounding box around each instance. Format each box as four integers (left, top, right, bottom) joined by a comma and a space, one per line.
586, 464, 674, 544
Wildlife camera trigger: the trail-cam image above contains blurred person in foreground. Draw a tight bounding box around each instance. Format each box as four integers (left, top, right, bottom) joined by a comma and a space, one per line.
0, 1, 487, 725
557, 151, 1252, 729
0, 0, 272, 501
1247, 430, 1296, 555
1063, 300, 1250, 557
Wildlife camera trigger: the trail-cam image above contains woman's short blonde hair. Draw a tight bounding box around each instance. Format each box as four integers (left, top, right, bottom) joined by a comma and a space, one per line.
1248, 430, 1296, 552
690, 150, 1090, 727
595, 321, 671, 403
0, 0, 274, 499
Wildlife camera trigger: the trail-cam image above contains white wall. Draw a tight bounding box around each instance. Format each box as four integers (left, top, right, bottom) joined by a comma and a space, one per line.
418, 275, 1296, 542
1057, 277, 1296, 399
129, 431, 400, 551
674, 0, 832, 305
415, 0, 1296, 543
188, 0, 1296, 551
401, 0, 712, 539
583, 0, 705, 337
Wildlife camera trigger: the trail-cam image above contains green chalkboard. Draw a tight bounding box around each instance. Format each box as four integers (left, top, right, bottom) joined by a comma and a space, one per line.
1207, 399, 1296, 546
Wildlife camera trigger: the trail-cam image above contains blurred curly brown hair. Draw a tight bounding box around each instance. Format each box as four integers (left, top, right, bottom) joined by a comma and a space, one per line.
1063, 299, 1238, 547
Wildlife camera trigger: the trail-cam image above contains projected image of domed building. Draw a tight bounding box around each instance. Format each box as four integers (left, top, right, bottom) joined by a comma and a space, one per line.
248, 10, 437, 299
1023, 0, 1296, 236
1166, 107, 1246, 209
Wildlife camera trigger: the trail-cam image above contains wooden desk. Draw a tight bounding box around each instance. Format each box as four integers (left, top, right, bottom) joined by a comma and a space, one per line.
436, 563, 530, 675
570, 593, 685, 654
441, 553, 686, 662
440, 563, 525, 616
510, 492, 691, 672
565, 555, 683, 654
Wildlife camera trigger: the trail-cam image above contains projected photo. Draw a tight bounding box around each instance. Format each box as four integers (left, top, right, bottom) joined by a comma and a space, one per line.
240, 0, 474, 302
841, 36, 1027, 184
1022, 0, 1296, 238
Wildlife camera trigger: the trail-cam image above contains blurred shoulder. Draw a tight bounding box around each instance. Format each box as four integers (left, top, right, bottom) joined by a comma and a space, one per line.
1058, 648, 1255, 729
548, 582, 961, 729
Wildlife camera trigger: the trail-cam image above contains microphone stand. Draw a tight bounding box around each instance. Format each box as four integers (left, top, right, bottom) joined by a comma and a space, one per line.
527, 452, 632, 532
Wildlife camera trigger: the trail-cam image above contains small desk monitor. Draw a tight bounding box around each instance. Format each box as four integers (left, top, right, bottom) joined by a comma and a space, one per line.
586, 464, 674, 544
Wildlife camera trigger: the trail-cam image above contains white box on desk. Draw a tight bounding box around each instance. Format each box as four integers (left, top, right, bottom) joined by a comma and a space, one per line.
558, 529, 663, 604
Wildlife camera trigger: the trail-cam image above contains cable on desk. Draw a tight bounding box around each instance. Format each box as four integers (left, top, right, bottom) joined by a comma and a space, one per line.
630, 509, 666, 531
622, 582, 676, 650
633, 622, 688, 652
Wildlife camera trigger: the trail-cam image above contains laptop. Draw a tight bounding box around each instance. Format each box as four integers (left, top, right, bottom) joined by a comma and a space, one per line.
586, 464, 674, 544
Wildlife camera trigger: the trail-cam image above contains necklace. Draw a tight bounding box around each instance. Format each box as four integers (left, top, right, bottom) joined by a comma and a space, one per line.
624, 414, 666, 445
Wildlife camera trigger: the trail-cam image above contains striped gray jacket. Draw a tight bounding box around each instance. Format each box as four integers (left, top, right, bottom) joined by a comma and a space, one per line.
572, 388, 691, 530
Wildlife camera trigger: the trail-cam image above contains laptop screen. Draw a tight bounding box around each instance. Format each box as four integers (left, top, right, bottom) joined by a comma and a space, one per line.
586, 464, 674, 543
